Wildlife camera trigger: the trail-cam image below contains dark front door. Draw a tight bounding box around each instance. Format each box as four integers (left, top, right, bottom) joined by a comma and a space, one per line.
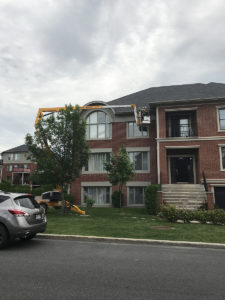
214, 187, 225, 210
170, 156, 194, 183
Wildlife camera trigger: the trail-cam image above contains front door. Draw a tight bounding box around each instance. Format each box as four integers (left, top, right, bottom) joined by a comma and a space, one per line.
214, 187, 225, 209
170, 156, 194, 184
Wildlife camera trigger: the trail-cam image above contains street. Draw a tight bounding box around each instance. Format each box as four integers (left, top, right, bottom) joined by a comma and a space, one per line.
0, 238, 225, 299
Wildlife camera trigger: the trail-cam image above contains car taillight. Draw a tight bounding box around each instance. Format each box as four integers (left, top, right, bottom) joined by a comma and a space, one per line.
8, 209, 29, 216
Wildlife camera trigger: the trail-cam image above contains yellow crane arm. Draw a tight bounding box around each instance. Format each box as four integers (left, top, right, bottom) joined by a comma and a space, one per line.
35, 104, 138, 127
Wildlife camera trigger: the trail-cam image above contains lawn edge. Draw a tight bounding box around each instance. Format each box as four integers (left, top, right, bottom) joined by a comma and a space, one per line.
37, 233, 225, 249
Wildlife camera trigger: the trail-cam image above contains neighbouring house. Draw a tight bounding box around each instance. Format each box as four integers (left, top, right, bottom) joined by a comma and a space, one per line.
2, 82, 225, 209
1, 145, 36, 186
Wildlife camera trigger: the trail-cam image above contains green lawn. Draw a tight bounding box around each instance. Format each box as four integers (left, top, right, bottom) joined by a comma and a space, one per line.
45, 207, 225, 244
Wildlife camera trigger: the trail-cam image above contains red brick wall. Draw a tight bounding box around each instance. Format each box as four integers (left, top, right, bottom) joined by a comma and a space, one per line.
71, 120, 157, 205
158, 102, 225, 185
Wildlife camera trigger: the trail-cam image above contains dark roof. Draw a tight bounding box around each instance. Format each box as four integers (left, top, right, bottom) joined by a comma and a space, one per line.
2, 144, 28, 154
107, 82, 225, 112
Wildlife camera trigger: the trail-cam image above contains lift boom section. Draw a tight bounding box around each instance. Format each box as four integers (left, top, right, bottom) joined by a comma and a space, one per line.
35, 104, 151, 128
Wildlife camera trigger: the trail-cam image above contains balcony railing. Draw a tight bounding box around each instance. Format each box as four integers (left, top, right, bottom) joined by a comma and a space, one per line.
12, 168, 30, 173
167, 123, 197, 138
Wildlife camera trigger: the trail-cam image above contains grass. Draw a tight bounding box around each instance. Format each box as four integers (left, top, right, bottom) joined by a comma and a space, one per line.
45, 207, 225, 244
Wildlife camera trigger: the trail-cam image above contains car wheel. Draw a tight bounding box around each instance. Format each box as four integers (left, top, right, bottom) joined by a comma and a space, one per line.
20, 233, 36, 241
0, 224, 8, 249
40, 203, 48, 212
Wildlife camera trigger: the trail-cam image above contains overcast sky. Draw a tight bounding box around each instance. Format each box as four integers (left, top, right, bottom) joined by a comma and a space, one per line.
0, 0, 225, 153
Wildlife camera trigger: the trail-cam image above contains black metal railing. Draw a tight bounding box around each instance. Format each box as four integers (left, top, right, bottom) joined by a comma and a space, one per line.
202, 171, 208, 192
167, 123, 197, 138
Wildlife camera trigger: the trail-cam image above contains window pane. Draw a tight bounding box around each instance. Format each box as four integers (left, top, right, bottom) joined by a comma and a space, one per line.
128, 123, 133, 137
98, 111, 106, 123
86, 124, 90, 139
129, 187, 135, 204
222, 148, 225, 169
129, 152, 134, 161
135, 187, 144, 204
142, 152, 148, 170
90, 125, 97, 138
134, 152, 142, 170
134, 123, 142, 137
105, 123, 110, 138
219, 109, 225, 119
220, 120, 225, 130
89, 112, 98, 124
98, 124, 105, 138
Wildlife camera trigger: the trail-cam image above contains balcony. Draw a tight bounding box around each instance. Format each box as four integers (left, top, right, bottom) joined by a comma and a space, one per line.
166, 111, 197, 138
12, 167, 30, 173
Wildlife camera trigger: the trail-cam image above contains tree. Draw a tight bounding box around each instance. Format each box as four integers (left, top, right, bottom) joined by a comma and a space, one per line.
104, 146, 136, 208
25, 104, 89, 212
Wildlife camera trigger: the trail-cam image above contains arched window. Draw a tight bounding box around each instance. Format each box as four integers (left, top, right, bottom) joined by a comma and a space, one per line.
86, 111, 111, 139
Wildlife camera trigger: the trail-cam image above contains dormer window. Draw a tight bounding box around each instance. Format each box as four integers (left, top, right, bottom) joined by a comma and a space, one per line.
86, 111, 111, 139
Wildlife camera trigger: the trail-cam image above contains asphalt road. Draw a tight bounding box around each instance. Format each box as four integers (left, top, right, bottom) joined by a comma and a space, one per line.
0, 238, 225, 300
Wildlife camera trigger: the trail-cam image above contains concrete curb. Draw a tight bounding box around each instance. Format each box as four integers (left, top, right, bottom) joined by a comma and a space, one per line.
37, 233, 225, 249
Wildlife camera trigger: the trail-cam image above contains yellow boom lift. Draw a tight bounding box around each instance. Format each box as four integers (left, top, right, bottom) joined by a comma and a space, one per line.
35, 104, 151, 214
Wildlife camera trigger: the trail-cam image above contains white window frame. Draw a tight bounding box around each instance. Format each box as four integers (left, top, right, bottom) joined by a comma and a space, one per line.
82, 148, 112, 174
127, 122, 148, 139
126, 147, 150, 173
86, 111, 111, 140
7, 165, 12, 171
219, 144, 225, 171
217, 106, 225, 132
126, 182, 150, 207
81, 182, 112, 206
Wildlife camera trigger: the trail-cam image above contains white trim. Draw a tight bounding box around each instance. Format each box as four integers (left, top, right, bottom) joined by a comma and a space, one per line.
127, 149, 150, 173
164, 107, 198, 112
157, 136, 225, 142
81, 185, 112, 206
127, 185, 148, 207
217, 107, 225, 132
90, 148, 112, 153
126, 181, 150, 187
218, 145, 225, 171
165, 145, 200, 149
201, 179, 225, 183
81, 182, 112, 187
156, 107, 160, 184
126, 121, 149, 139
126, 147, 150, 152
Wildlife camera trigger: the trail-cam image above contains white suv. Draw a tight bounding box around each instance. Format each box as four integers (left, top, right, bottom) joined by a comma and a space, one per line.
0, 191, 47, 248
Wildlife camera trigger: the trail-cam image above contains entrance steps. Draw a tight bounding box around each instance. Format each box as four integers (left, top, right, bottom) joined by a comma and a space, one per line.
161, 184, 206, 210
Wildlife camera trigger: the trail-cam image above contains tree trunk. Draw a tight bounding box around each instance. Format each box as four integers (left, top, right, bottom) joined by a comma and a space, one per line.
119, 184, 123, 208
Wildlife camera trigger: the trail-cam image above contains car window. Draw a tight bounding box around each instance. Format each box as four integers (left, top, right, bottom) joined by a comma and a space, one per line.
0, 195, 10, 203
42, 192, 50, 199
52, 192, 61, 201
14, 196, 40, 209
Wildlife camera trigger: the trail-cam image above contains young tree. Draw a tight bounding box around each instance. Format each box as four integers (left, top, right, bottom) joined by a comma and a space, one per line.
25, 104, 89, 212
104, 146, 136, 208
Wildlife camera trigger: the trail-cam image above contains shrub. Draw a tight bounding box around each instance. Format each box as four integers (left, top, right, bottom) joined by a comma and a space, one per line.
193, 210, 209, 224
145, 184, 160, 215
112, 191, 124, 208
64, 194, 74, 204
210, 209, 225, 225
0, 180, 15, 192
14, 185, 31, 194
162, 205, 179, 223
177, 209, 194, 223
31, 184, 55, 196
86, 197, 95, 208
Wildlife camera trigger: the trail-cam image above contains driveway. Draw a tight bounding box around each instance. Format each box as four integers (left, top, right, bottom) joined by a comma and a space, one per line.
0, 238, 225, 299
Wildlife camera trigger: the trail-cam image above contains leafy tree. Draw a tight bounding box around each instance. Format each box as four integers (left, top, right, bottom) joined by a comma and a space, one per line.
25, 104, 89, 212
104, 145, 135, 208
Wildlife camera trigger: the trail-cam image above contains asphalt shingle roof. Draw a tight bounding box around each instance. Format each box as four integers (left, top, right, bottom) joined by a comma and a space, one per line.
107, 82, 225, 113
2, 144, 28, 154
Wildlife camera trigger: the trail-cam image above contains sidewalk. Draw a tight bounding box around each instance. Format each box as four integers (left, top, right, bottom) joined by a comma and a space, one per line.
37, 233, 225, 249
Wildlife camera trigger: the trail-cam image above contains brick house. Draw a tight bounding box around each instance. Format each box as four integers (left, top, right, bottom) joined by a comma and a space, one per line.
1, 145, 36, 185
72, 82, 225, 209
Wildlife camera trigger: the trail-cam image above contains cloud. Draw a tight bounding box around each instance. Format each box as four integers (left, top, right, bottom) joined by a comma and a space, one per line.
0, 0, 225, 153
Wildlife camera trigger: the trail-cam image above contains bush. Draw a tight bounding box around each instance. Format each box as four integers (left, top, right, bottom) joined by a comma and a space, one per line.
14, 185, 31, 194
177, 209, 194, 223
145, 184, 160, 215
31, 184, 55, 196
0, 180, 15, 192
210, 209, 225, 225
64, 194, 74, 204
162, 205, 179, 223
86, 197, 95, 208
112, 191, 124, 208
193, 210, 209, 224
